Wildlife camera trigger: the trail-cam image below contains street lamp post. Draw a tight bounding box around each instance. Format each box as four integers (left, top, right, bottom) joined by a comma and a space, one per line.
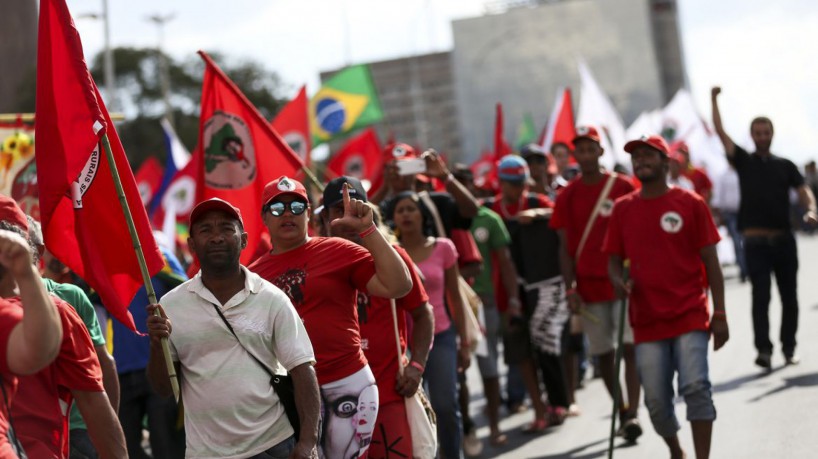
77, 0, 116, 110
146, 13, 175, 128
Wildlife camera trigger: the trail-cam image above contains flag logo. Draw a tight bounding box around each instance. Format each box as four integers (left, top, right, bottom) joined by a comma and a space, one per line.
282, 131, 308, 162
161, 175, 196, 216
343, 155, 365, 177
392, 145, 408, 158
68, 145, 101, 209
277, 177, 296, 192
311, 87, 369, 141
660, 211, 683, 233
203, 111, 257, 190
600, 199, 615, 217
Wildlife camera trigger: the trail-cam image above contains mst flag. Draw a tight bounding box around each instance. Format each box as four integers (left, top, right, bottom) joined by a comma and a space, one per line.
197, 50, 304, 264
272, 85, 311, 165
327, 128, 383, 191
134, 157, 164, 206
310, 64, 383, 145
35, 0, 163, 331
542, 87, 577, 152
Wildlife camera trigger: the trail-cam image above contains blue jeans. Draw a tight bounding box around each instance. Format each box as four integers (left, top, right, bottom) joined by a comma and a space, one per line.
635, 331, 716, 438
247, 435, 296, 459
424, 326, 463, 459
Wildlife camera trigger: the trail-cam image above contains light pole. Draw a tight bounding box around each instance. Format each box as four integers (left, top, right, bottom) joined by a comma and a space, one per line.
146, 13, 175, 127
77, 0, 116, 110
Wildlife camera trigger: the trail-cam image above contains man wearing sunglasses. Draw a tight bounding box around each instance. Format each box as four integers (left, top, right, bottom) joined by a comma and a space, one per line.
249, 176, 412, 459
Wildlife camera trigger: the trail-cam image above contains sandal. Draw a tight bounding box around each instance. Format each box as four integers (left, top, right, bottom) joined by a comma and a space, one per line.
522, 418, 549, 434
489, 432, 508, 446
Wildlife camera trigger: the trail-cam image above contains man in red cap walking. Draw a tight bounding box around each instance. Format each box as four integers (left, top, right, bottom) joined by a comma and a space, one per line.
604, 134, 728, 459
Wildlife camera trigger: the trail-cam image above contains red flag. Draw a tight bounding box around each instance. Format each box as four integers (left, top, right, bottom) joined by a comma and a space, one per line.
542, 87, 577, 152
35, 0, 163, 331
134, 157, 164, 206
271, 85, 311, 166
150, 151, 199, 229
197, 50, 304, 265
471, 151, 498, 191
327, 128, 383, 191
494, 103, 512, 161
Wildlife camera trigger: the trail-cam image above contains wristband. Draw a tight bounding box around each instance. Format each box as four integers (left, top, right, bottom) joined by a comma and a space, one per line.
358, 224, 378, 239
409, 360, 425, 373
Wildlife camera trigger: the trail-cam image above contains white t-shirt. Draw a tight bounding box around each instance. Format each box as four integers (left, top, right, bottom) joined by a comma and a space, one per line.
162, 266, 315, 458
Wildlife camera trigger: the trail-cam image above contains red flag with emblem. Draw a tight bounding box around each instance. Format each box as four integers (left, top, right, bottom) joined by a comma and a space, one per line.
35, 0, 164, 331
197, 50, 304, 264
272, 85, 311, 166
134, 157, 164, 207
471, 150, 498, 191
327, 128, 383, 192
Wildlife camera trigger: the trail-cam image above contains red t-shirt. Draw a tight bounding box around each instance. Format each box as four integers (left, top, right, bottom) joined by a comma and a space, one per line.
682, 167, 713, 199
0, 301, 22, 458
249, 237, 377, 385
359, 246, 428, 406
550, 173, 635, 302
488, 192, 554, 218
603, 187, 720, 343
12, 295, 103, 459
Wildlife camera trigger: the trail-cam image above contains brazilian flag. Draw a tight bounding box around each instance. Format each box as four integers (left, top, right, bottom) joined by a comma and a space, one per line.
310, 64, 383, 145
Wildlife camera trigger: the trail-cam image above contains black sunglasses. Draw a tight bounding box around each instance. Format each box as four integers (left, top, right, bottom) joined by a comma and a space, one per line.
266, 200, 308, 217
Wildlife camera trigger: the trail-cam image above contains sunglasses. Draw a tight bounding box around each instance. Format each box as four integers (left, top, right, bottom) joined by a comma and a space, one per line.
266, 200, 308, 217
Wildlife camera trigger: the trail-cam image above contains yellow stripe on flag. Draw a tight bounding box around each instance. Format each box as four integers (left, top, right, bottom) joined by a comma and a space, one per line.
309, 87, 369, 141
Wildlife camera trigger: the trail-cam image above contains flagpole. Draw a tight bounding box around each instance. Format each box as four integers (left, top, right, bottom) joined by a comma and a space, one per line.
300, 165, 325, 192
607, 266, 630, 458
101, 133, 180, 401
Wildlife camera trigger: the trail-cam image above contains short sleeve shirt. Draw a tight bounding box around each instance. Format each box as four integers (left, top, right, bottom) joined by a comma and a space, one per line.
12, 296, 103, 459
249, 237, 376, 385
730, 145, 805, 230
550, 173, 635, 302
162, 267, 315, 458
358, 246, 429, 406
415, 238, 458, 335
0, 301, 22, 457
470, 207, 511, 296
603, 187, 721, 343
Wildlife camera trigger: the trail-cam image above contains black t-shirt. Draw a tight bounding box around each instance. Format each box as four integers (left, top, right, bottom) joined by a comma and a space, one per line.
729, 145, 804, 231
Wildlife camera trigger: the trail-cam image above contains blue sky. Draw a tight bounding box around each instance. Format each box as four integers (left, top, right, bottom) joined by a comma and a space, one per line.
69, 0, 818, 166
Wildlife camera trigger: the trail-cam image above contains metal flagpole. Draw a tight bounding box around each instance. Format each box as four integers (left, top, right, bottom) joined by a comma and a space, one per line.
101, 133, 180, 401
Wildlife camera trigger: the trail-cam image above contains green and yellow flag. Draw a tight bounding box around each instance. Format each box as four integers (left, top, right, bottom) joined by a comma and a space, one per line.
310, 64, 383, 145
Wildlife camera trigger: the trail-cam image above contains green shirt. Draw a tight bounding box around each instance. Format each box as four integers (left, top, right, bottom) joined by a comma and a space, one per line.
470, 207, 511, 296
43, 278, 105, 431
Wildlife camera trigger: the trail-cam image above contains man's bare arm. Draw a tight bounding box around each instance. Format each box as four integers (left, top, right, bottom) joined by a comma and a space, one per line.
74, 389, 127, 459
95, 344, 120, 412
711, 87, 736, 158
289, 362, 320, 457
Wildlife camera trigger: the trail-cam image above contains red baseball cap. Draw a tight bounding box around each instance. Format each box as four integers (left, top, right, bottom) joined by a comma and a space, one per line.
262, 176, 309, 207
670, 140, 689, 155
0, 196, 28, 232
384, 143, 418, 161
189, 198, 243, 228
573, 125, 602, 144
624, 135, 670, 156
669, 151, 685, 163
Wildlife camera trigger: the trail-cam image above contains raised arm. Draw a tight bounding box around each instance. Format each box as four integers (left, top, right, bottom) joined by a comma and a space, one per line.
711, 87, 736, 158
423, 150, 479, 218
3, 230, 62, 375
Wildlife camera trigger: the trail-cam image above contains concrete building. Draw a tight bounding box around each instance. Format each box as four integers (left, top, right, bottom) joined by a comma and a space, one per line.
0, 0, 38, 113
452, 0, 686, 159
321, 51, 462, 159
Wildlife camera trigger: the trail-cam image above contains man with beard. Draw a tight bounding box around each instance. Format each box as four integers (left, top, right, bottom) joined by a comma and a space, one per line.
604, 134, 728, 459
711, 87, 817, 368
147, 198, 320, 458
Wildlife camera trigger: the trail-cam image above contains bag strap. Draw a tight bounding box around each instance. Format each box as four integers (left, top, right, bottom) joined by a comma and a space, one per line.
210, 303, 276, 380
575, 173, 617, 260
418, 191, 446, 238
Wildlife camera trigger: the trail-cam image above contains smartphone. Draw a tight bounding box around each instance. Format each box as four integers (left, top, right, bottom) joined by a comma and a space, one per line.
396, 158, 427, 176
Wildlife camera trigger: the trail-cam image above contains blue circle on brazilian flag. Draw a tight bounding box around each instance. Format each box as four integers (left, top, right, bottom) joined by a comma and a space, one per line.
316, 97, 346, 134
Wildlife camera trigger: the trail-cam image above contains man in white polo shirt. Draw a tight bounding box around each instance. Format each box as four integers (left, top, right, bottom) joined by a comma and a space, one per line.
147, 198, 320, 459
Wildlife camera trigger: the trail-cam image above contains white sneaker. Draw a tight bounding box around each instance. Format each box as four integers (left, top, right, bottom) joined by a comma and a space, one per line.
463, 430, 483, 457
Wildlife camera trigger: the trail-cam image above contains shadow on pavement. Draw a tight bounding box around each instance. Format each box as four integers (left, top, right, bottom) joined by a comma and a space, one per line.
749, 372, 818, 402
528, 437, 639, 459
712, 367, 781, 393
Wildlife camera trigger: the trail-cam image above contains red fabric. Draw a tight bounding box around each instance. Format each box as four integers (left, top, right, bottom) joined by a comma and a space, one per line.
603, 188, 720, 343
489, 192, 554, 218
35, 0, 164, 331
550, 173, 635, 302
249, 237, 376, 385
368, 400, 413, 458
450, 228, 483, 267
271, 85, 312, 167
682, 166, 713, 199
12, 296, 103, 459
360, 247, 428, 406
0, 302, 22, 457
494, 104, 512, 161
196, 51, 304, 266
545, 88, 577, 152
134, 157, 164, 206
471, 152, 498, 192
327, 128, 384, 194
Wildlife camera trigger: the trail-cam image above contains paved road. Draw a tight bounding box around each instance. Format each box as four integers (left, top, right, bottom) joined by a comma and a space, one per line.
462, 234, 818, 459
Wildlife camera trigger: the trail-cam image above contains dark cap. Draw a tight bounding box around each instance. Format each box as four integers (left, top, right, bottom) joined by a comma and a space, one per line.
0, 196, 28, 231
323, 176, 368, 209
189, 198, 244, 228
520, 143, 546, 158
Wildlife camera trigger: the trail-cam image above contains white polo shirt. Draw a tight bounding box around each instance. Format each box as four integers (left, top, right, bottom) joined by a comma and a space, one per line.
162, 266, 315, 459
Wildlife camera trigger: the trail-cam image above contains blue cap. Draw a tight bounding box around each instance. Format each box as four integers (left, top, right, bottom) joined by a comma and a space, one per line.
497, 155, 529, 183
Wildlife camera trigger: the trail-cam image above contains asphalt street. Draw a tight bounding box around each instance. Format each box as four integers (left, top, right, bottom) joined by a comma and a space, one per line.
461, 233, 818, 459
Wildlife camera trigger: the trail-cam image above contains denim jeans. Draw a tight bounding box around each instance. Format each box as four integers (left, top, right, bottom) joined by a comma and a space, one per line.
424, 326, 463, 459
635, 331, 716, 438
744, 233, 799, 357
118, 370, 185, 459
721, 211, 747, 278
247, 435, 296, 459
